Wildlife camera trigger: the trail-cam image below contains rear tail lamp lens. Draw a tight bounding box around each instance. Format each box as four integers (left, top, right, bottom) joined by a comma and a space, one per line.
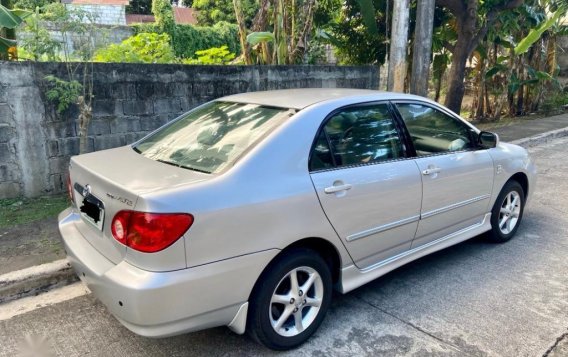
111, 211, 194, 253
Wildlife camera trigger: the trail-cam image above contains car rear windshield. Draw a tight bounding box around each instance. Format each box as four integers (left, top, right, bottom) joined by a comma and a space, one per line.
134, 101, 293, 174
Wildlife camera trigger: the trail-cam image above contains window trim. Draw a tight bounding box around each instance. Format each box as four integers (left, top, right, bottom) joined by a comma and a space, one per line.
390, 100, 481, 158
308, 101, 411, 173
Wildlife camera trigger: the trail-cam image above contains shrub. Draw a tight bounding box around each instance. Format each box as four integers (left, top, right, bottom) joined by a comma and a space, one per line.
131, 21, 240, 59
93, 32, 175, 64
182, 45, 236, 65
151, 0, 174, 31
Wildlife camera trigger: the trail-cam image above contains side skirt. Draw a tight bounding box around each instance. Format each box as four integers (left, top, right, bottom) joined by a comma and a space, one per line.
338, 213, 492, 294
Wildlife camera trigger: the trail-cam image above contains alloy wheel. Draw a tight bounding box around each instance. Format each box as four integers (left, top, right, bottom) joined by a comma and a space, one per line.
269, 266, 324, 337
498, 191, 522, 235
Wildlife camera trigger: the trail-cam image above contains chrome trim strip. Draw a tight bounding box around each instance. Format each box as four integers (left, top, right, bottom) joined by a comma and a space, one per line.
346, 215, 420, 242
360, 214, 487, 274
421, 194, 491, 219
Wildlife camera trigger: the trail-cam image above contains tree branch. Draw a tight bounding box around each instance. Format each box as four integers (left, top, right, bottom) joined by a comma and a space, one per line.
443, 40, 456, 53
469, 0, 523, 53
435, 0, 466, 17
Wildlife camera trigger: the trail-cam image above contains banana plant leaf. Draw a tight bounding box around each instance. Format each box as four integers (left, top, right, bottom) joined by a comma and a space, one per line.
0, 36, 16, 52
485, 64, 507, 78
315, 29, 342, 48
356, 0, 378, 37
0, 4, 25, 29
246, 32, 275, 46
515, 7, 565, 55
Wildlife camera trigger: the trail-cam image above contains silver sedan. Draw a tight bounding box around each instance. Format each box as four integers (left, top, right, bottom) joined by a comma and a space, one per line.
59, 89, 536, 350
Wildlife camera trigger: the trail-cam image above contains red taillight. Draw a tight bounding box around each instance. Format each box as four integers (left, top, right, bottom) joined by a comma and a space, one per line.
67, 175, 74, 203
111, 211, 130, 245
111, 211, 193, 253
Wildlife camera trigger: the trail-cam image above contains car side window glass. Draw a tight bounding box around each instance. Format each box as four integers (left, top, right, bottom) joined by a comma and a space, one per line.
310, 130, 334, 171
320, 104, 403, 168
396, 103, 473, 156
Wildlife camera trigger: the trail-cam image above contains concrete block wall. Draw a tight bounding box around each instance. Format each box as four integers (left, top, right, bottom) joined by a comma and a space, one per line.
0, 85, 20, 198
66, 4, 127, 26
0, 62, 379, 198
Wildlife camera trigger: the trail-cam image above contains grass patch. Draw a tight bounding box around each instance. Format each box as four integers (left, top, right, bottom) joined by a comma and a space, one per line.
0, 195, 69, 228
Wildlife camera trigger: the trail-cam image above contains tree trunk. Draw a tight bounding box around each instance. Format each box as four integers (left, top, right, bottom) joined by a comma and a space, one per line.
77, 96, 92, 154
436, 0, 523, 114
434, 78, 443, 102
546, 35, 557, 75
233, 0, 252, 65
474, 54, 485, 119
388, 0, 410, 92
444, 34, 471, 113
410, 0, 436, 97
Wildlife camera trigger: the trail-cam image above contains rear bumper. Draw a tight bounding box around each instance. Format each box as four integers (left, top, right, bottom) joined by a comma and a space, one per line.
58, 207, 279, 337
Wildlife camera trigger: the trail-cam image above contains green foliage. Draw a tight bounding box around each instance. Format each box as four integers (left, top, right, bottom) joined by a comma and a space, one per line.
306, 38, 328, 64
355, 0, 378, 36
0, 2, 30, 56
93, 32, 175, 63
192, 0, 256, 27
182, 45, 235, 64
541, 89, 568, 114
40, 3, 105, 61
515, 6, 565, 55
126, 0, 152, 15
132, 21, 240, 59
246, 32, 275, 46
12, 0, 54, 10
19, 7, 60, 61
44, 75, 82, 114
151, 0, 174, 30
315, 0, 389, 65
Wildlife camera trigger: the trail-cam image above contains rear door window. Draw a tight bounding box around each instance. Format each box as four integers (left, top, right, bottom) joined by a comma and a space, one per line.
310, 103, 404, 170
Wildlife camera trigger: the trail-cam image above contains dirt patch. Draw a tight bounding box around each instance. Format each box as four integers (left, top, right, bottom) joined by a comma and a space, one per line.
0, 217, 65, 275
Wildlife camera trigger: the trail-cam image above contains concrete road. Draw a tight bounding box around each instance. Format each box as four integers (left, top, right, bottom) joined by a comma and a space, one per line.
1, 137, 568, 357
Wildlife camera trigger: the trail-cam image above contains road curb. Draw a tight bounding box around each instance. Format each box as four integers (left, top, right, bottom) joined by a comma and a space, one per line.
0, 259, 78, 304
510, 127, 568, 148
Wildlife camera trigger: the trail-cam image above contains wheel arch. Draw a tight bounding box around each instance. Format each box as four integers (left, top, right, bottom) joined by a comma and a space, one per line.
248, 237, 342, 302
508, 172, 529, 199
281, 237, 342, 285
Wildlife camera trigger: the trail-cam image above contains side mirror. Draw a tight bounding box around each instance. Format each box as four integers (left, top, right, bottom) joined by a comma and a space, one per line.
478, 131, 499, 149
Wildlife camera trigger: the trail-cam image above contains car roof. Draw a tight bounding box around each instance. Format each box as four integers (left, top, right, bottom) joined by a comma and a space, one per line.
218, 88, 427, 110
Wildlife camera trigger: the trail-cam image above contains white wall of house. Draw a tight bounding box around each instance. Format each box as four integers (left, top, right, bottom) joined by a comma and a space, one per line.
66, 4, 127, 26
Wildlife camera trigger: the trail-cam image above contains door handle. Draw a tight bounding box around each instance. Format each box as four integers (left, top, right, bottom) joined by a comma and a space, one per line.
422, 167, 441, 175
324, 184, 353, 194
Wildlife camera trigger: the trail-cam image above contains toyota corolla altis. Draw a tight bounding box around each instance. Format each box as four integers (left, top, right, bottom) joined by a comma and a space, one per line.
59, 89, 536, 350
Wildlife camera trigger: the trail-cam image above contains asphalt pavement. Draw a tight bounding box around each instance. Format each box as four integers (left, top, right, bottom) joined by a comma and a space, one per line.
0, 131, 567, 356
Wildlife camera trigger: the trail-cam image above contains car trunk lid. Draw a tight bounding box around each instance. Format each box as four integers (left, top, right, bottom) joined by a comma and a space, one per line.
69, 146, 210, 264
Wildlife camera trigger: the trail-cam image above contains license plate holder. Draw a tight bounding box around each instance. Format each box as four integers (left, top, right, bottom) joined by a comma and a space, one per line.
75, 183, 105, 230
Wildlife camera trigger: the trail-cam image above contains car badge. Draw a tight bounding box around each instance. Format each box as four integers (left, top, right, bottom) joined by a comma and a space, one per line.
83, 184, 91, 197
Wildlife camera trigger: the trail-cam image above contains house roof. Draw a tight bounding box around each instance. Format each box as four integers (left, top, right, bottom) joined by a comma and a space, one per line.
126, 7, 198, 25
125, 14, 155, 24
173, 7, 198, 25
64, 0, 129, 5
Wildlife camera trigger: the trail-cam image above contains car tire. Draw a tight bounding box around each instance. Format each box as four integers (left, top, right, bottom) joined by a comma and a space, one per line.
487, 180, 525, 243
247, 248, 332, 350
